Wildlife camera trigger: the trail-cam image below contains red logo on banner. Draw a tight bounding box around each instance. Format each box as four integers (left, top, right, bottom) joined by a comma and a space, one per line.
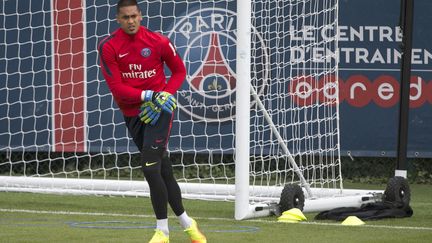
290, 74, 432, 108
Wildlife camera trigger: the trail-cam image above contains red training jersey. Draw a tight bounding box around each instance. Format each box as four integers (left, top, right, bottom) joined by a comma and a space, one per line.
98, 26, 186, 117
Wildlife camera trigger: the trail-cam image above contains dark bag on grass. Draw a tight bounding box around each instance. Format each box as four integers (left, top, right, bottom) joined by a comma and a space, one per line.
314, 201, 413, 221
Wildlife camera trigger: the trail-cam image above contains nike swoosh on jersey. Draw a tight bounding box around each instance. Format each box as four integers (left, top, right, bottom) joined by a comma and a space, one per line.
119, 53, 129, 58
145, 161, 158, 167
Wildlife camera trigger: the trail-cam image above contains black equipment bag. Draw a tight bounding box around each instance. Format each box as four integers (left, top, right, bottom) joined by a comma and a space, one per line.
315, 201, 413, 221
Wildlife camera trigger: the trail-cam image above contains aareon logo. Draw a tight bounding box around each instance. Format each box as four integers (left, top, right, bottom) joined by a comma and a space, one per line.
289, 75, 432, 108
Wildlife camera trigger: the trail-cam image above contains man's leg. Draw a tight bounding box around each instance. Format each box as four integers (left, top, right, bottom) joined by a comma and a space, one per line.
125, 114, 173, 221
124, 115, 170, 237
141, 111, 175, 238
144, 111, 186, 215
150, 114, 206, 243
160, 155, 186, 216
141, 146, 169, 219
126, 112, 205, 242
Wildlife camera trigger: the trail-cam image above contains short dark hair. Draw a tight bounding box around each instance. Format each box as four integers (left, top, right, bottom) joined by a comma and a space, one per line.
117, 0, 140, 14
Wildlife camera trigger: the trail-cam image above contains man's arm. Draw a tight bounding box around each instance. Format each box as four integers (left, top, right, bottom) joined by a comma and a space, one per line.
160, 39, 187, 94
98, 40, 143, 104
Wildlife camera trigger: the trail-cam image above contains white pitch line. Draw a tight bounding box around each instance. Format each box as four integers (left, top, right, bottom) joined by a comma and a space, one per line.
0, 208, 155, 219
294, 221, 432, 231
1, 208, 432, 232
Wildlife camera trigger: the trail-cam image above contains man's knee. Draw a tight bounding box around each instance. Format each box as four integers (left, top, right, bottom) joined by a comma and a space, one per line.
141, 146, 164, 174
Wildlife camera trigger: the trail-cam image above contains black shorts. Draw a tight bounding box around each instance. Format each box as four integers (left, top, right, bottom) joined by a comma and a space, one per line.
123, 111, 174, 152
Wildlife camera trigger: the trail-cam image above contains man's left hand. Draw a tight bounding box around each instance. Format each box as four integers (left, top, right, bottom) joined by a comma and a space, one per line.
154, 91, 177, 114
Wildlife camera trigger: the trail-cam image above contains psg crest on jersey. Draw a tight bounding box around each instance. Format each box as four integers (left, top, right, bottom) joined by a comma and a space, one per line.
168, 7, 269, 122
141, 48, 151, 58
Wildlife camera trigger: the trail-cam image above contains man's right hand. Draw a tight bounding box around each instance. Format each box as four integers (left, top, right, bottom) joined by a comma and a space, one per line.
142, 90, 155, 103
139, 101, 161, 125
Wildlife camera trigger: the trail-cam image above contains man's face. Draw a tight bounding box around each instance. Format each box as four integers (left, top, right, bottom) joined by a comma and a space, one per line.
116, 5, 142, 35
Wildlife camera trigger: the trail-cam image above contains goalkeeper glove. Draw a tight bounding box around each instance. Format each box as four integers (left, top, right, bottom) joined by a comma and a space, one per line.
153, 91, 177, 114
142, 90, 155, 103
139, 101, 161, 126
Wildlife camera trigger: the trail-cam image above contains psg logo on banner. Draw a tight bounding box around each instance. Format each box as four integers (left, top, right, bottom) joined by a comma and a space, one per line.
168, 8, 269, 122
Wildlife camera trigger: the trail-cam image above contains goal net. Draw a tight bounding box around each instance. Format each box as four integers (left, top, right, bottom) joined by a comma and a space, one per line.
1, 0, 379, 219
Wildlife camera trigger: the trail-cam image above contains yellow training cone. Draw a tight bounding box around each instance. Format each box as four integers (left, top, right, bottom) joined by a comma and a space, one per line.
341, 216, 365, 226
277, 214, 301, 223
278, 208, 307, 223
277, 217, 300, 223
282, 208, 307, 221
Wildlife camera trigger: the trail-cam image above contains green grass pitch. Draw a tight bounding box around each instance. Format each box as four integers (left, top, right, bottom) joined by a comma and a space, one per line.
1, 183, 431, 242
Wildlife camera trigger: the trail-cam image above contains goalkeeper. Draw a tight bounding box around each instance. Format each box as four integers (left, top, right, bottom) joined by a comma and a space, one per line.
98, 1, 206, 242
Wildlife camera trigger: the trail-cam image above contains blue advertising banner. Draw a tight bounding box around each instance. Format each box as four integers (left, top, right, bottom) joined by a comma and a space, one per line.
0, 1, 52, 151
337, 0, 432, 157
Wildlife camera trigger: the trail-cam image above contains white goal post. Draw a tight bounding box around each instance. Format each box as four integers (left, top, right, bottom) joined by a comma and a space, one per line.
234, 0, 383, 219
0, 0, 383, 220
